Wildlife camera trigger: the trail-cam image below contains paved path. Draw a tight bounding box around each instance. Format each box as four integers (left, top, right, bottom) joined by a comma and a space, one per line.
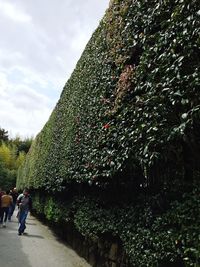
0, 210, 91, 267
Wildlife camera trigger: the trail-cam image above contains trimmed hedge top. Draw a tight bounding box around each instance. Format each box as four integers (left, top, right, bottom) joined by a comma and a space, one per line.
17, 0, 200, 191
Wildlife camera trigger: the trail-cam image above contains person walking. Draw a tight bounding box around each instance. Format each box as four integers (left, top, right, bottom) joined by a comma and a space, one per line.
0, 187, 3, 221
8, 187, 18, 221
0, 190, 13, 227
17, 188, 32, 235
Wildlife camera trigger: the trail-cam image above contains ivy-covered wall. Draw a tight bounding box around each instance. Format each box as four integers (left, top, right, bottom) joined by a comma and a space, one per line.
18, 0, 200, 191
31, 182, 200, 267
17, 0, 200, 266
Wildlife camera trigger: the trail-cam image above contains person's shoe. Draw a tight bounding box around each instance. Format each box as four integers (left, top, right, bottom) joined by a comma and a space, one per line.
18, 232, 22, 235
3, 223, 6, 228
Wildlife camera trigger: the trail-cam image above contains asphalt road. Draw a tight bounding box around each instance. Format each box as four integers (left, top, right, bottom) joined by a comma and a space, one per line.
0, 210, 91, 267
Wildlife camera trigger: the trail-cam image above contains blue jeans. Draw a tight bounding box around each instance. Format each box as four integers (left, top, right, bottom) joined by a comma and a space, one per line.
18, 210, 28, 234
8, 202, 16, 220
0, 207, 9, 223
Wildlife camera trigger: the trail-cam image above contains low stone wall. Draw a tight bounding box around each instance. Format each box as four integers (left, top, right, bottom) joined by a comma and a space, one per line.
51, 221, 131, 267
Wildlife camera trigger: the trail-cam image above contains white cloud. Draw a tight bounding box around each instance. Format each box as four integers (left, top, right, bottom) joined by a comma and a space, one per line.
0, 0, 109, 139
0, 72, 8, 95
0, 67, 53, 138
0, 1, 32, 23
11, 86, 49, 111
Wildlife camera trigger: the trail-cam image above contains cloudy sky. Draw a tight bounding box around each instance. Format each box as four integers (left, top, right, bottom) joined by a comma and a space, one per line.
0, 0, 109, 139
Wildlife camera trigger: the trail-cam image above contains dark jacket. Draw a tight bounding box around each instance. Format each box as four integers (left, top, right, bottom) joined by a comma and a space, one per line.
17, 193, 32, 212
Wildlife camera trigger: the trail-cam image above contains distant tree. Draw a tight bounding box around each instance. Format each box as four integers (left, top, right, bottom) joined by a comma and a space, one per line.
0, 142, 26, 189
0, 160, 7, 189
18, 138, 33, 154
0, 162, 16, 190
10, 136, 33, 154
15, 151, 26, 169
0, 142, 16, 169
0, 127, 9, 143
0, 128, 33, 189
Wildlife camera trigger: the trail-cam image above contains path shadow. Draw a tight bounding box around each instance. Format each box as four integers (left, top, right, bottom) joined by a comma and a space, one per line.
26, 222, 37, 225
26, 217, 36, 221
9, 220, 18, 224
23, 233, 44, 239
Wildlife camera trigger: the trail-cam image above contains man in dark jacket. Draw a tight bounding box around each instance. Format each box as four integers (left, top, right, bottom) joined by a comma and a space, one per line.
17, 188, 32, 235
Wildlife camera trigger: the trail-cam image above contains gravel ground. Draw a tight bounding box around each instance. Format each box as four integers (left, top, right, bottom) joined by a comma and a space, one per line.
0, 210, 91, 267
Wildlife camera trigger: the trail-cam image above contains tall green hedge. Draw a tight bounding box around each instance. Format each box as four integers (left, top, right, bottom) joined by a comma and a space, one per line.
31, 181, 200, 267
17, 0, 200, 191
17, 1, 200, 266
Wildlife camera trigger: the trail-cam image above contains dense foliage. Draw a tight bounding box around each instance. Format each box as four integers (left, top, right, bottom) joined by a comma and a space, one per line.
0, 128, 32, 190
18, 0, 200, 191
17, 1, 200, 266
32, 181, 200, 267
0, 127, 9, 142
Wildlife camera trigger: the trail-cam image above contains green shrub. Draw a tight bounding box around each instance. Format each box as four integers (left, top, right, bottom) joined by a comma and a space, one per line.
17, 0, 200, 191
32, 183, 200, 267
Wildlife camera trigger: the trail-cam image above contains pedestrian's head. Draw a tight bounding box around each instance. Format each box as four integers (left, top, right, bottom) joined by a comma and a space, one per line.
13, 187, 17, 192
23, 188, 29, 196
